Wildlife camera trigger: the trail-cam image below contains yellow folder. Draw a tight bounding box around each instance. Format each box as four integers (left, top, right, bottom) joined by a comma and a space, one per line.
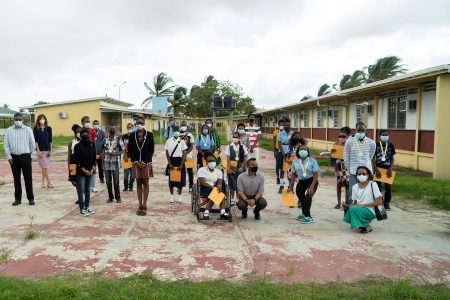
374, 168, 396, 185
213, 151, 220, 158
331, 145, 344, 159
169, 169, 182, 182
282, 190, 295, 206
202, 158, 207, 167
282, 160, 292, 172
185, 157, 195, 169
121, 159, 133, 169
69, 164, 76, 176
230, 160, 238, 168
208, 187, 226, 206
96, 154, 101, 160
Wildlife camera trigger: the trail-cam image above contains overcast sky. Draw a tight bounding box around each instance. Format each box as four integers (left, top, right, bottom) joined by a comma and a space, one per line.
0, 0, 449, 110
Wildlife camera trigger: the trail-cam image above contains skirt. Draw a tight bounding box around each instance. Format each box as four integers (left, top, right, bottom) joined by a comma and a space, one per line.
132, 163, 153, 179
169, 157, 186, 188
344, 206, 376, 228
38, 151, 50, 168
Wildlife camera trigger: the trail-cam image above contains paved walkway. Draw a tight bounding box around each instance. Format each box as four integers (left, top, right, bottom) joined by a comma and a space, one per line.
0, 145, 449, 283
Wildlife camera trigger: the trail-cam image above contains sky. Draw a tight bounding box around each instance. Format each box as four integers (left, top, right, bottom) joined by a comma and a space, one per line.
0, 0, 449, 111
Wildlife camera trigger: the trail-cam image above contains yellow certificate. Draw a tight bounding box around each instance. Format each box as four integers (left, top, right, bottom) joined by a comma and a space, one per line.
331, 145, 344, 159
374, 168, 396, 185
185, 157, 195, 169
208, 187, 226, 206
283, 160, 292, 172
169, 169, 182, 182
69, 164, 76, 176
282, 190, 295, 206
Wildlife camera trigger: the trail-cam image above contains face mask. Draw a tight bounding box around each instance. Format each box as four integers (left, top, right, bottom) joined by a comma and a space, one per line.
84, 122, 90, 129
284, 127, 290, 132
127, 129, 132, 134
339, 137, 347, 143
173, 132, 180, 138
380, 136, 389, 143
76, 132, 81, 139
279, 126, 284, 130
249, 166, 258, 173
202, 129, 208, 135
298, 150, 308, 158
206, 123, 212, 128
208, 162, 216, 169
180, 126, 187, 132
137, 124, 144, 130
39, 119, 45, 125
15, 120, 23, 127
357, 174, 368, 183
93, 124, 99, 130
355, 132, 365, 140
238, 129, 245, 134
109, 131, 116, 136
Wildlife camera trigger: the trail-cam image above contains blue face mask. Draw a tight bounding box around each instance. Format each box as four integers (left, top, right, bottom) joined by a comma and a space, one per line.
15, 120, 23, 127
298, 150, 308, 158
380, 136, 389, 143
93, 124, 99, 130
355, 132, 365, 140
202, 129, 208, 135
84, 122, 91, 129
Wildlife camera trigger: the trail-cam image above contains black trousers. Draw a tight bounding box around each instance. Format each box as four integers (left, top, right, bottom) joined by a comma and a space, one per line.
377, 181, 392, 205
96, 158, 104, 181
295, 178, 318, 217
237, 196, 267, 213
187, 168, 194, 188
11, 154, 34, 202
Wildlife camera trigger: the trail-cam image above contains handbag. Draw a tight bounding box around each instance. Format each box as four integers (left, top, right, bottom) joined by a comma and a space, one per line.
371, 182, 387, 221
165, 141, 180, 176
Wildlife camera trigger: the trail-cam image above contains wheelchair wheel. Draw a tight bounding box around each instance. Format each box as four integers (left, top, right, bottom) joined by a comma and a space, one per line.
191, 184, 197, 213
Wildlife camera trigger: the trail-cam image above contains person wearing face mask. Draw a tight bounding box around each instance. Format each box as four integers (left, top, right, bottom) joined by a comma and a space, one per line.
4, 112, 36, 206
102, 126, 123, 204
277, 119, 294, 194
374, 130, 396, 210
273, 119, 285, 185
165, 125, 188, 203
92, 120, 105, 184
198, 153, 231, 220
68, 124, 82, 202
126, 116, 155, 216
287, 144, 320, 224
121, 123, 135, 192
180, 121, 195, 192
81, 116, 98, 193
236, 123, 250, 150
195, 124, 215, 169
244, 114, 262, 162
237, 158, 267, 220
73, 128, 97, 216
344, 166, 383, 233
164, 116, 176, 140
205, 119, 222, 164
33, 114, 54, 188
225, 132, 248, 205
343, 122, 376, 214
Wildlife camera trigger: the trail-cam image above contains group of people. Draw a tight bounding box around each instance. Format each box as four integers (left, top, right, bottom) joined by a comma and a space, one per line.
4, 111, 395, 234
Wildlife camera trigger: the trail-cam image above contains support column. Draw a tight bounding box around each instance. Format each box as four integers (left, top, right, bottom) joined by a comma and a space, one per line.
433, 74, 450, 179
373, 96, 379, 139
345, 98, 351, 126
414, 86, 422, 170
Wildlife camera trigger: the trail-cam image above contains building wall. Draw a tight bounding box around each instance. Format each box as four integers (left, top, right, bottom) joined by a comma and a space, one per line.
99, 101, 129, 110
421, 91, 436, 130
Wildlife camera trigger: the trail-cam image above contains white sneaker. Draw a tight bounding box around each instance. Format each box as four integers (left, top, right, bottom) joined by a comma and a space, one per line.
91, 188, 98, 193
86, 207, 95, 214
80, 209, 90, 217
169, 194, 175, 203
176, 194, 182, 203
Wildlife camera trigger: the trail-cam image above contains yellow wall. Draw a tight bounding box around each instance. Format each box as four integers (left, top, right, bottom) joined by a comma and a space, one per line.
99, 101, 129, 110
35, 101, 101, 136
433, 74, 450, 179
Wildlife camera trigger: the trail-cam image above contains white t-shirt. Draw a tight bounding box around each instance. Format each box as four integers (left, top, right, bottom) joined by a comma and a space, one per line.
164, 137, 188, 158
351, 181, 382, 215
225, 142, 249, 160
181, 132, 195, 158
198, 167, 223, 186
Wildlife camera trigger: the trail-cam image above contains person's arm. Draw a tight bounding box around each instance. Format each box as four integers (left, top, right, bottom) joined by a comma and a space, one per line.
29, 127, 36, 156
165, 149, 173, 169
149, 132, 155, 159
255, 175, 265, 200
237, 176, 247, 201
360, 182, 383, 207
307, 172, 319, 197
33, 127, 41, 157
4, 130, 12, 162
216, 178, 223, 192
67, 141, 72, 165
198, 177, 214, 189
178, 149, 186, 171
343, 139, 350, 171
387, 144, 395, 177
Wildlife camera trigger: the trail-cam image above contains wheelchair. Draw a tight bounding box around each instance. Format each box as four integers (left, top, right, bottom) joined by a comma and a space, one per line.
191, 179, 232, 222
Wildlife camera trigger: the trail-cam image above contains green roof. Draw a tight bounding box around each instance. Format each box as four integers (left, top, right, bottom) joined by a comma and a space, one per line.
0, 107, 29, 117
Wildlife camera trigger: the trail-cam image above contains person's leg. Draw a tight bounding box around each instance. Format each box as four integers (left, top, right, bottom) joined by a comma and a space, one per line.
21, 154, 34, 202
97, 158, 104, 182
105, 170, 113, 201
384, 183, 392, 208
136, 178, 143, 209
76, 175, 85, 212
296, 181, 308, 217
123, 168, 130, 191
113, 169, 121, 201
237, 199, 249, 218
84, 176, 91, 210
187, 168, 194, 190
11, 156, 22, 203
345, 174, 358, 213
129, 172, 135, 191
141, 178, 149, 215
44, 167, 53, 187
336, 182, 342, 208
275, 151, 281, 182
41, 166, 45, 187
254, 197, 267, 219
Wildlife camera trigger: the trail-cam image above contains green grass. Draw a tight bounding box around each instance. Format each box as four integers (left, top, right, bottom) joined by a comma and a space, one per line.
0, 275, 448, 300
52, 136, 74, 148
0, 143, 3, 155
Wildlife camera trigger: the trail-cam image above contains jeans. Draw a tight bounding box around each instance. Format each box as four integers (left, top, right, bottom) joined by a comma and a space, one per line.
123, 168, 135, 190
345, 174, 359, 214
77, 175, 91, 211
237, 196, 267, 213
295, 178, 319, 217
11, 154, 34, 202
377, 181, 392, 205
105, 169, 121, 200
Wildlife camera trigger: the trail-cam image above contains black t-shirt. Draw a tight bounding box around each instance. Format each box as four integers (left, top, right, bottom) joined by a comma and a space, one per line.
375, 142, 396, 169
74, 141, 96, 176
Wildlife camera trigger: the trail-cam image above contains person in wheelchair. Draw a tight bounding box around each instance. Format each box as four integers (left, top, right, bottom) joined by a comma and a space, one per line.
198, 153, 232, 221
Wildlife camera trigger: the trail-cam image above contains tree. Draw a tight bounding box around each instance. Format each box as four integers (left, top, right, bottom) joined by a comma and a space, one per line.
2, 103, 9, 108
336, 70, 366, 90
317, 84, 332, 97
365, 56, 407, 83
142, 72, 176, 108
168, 86, 188, 116
300, 95, 313, 101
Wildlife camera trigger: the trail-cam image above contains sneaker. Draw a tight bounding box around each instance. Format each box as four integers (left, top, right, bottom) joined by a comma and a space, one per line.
86, 207, 95, 214
296, 213, 305, 221
106, 199, 113, 203
242, 211, 248, 219
12, 201, 21, 206
100, 179, 105, 184
189, 187, 193, 193
116, 199, 122, 203
278, 186, 284, 194
220, 213, 232, 220
80, 209, 90, 217
302, 217, 314, 224
276, 178, 280, 185
201, 213, 210, 220
123, 188, 128, 192
176, 194, 182, 203
254, 211, 261, 220
169, 195, 175, 203
29, 200, 35, 205
128, 188, 133, 192
230, 200, 236, 207
92, 188, 98, 193
334, 203, 341, 209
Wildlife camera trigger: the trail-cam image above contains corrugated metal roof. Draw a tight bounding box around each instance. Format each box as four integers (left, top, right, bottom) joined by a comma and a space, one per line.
21, 96, 133, 109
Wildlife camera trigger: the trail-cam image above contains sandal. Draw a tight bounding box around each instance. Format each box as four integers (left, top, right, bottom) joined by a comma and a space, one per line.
141, 206, 147, 216
334, 203, 341, 209
136, 206, 143, 215
360, 226, 373, 234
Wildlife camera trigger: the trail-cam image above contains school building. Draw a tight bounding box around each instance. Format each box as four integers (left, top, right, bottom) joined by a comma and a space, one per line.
253, 64, 450, 179
21, 96, 154, 136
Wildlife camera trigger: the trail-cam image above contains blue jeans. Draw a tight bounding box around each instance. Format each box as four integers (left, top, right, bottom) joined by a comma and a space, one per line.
77, 175, 91, 211
123, 168, 135, 190
345, 174, 359, 213
105, 169, 120, 200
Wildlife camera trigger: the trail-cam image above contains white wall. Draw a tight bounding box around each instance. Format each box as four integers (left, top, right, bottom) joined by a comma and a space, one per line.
349, 103, 357, 127
405, 93, 418, 130
421, 91, 436, 130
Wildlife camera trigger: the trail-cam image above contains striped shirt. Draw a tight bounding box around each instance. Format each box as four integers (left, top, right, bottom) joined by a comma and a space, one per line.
244, 123, 261, 148
344, 136, 376, 175
4, 125, 36, 159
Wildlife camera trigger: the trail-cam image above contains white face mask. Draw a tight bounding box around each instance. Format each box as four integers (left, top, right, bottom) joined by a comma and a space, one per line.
206, 123, 212, 128
180, 126, 187, 132
208, 162, 216, 169
137, 124, 144, 130
357, 174, 368, 183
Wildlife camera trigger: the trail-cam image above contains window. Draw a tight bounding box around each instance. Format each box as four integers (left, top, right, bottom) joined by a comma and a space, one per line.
316, 109, 322, 127
388, 96, 406, 129
123, 113, 133, 119
408, 100, 417, 110
300, 110, 309, 127
332, 110, 339, 128
356, 105, 365, 124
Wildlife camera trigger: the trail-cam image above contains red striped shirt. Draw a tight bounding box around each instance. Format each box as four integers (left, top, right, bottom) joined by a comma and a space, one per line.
244, 123, 261, 147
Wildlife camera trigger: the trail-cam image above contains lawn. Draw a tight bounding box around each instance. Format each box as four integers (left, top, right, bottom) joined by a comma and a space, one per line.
0, 274, 448, 300
52, 136, 74, 148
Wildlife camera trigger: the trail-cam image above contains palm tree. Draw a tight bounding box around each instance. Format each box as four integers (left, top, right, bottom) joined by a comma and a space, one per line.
317, 83, 332, 97
168, 86, 188, 116
365, 56, 407, 83
336, 70, 366, 90
2, 103, 9, 108
300, 95, 313, 101
142, 72, 176, 108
